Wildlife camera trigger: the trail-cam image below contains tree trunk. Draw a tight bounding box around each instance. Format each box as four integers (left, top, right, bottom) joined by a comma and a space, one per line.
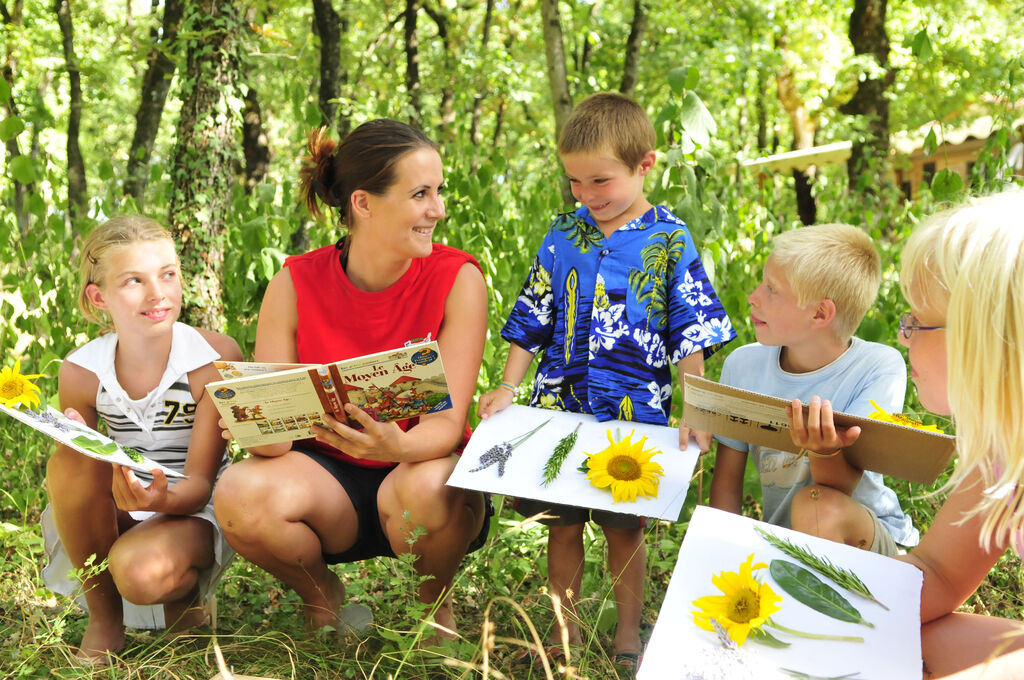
468, 0, 495, 148
311, 0, 346, 133
167, 0, 243, 331
540, 0, 573, 206
840, 0, 893, 193
242, 88, 269, 191
2, 0, 30, 235
54, 0, 86, 219
423, 2, 454, 142
619, 0, 646, 97
125, 0, 184, 203
776, 33, 818, 225
403, 0, 421, 129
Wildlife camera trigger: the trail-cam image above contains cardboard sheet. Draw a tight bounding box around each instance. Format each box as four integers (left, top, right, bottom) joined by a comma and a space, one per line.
684, 375, 956, 484
639, 506, 923, 679
447, 404, 700, 521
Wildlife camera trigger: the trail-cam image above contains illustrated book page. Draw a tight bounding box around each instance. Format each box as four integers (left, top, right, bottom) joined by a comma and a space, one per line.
639, 505, 922, 679
683, 374, 955, 484
0, 403, 185, 478
206, 341, 451, 448
446, 404, 700, 521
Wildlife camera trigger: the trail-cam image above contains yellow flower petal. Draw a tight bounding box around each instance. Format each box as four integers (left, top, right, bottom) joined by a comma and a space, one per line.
584, 429, 664, 502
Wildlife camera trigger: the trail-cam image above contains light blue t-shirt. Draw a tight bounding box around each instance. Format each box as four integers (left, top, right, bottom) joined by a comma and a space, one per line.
715, 338, 920, 547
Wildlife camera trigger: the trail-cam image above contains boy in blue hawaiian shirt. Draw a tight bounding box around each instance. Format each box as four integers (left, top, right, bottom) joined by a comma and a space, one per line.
478, 92, 735, 667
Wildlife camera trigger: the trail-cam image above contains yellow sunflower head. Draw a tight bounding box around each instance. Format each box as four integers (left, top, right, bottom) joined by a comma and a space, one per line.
584, 429, 664, 503
867, 400, 943, 433
692, 553, 782, 646
0, 360, 44, 410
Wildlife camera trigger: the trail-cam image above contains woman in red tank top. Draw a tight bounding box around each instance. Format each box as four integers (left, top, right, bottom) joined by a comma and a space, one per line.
214, 120, 488, 638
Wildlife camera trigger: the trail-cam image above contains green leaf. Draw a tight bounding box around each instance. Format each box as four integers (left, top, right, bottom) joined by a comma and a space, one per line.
748, 626, 790, 648
684, 65, 700, 90
98, 159, 114, 181
911, 29, 933, 62
770, 560, 873, 627
0, 116, 25, 142
0, 78, 9, 104
923, 127, 938, 157
678, 91, 717, 149
930, 169, 963, 202
9, 155, 35, 184
667, 67, 688, 95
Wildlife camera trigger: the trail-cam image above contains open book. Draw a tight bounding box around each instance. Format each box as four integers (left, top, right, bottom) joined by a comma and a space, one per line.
206, 341, 451, 448
0, 403, 185, 478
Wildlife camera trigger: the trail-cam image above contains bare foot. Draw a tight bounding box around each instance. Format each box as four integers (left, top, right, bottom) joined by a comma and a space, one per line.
303, 574, 345, 630
77, 618, 125, 665
612, 626, 642, 658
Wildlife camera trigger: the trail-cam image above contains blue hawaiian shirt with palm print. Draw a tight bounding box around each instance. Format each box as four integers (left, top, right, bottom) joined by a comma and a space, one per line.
502, 205, 735, 425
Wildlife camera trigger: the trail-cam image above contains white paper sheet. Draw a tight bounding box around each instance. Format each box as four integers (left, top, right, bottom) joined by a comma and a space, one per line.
447, 404, 700, 521
639, 506, 922, 679
0, 403, 185, 478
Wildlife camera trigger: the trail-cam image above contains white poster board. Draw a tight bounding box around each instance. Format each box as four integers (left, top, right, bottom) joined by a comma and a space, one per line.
640, 506, 922, 679
447, 404, 700, 521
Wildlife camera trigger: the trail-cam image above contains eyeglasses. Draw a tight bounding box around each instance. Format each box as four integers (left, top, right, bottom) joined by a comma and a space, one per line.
899, 313, 945, 339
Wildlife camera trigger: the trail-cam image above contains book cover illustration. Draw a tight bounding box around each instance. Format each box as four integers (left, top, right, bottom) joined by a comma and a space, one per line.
207, 341, 452, 448
0, 403, 185, 478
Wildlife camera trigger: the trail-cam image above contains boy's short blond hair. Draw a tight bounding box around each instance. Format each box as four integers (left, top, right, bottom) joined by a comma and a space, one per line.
557, 92, 656, 169
771, 223, 881, 342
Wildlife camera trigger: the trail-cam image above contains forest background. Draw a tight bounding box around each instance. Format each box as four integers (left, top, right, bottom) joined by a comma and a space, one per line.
1, 0, 1023, 677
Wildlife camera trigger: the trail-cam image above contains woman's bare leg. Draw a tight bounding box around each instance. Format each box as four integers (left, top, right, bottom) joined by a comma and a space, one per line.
214, 452, 361, 628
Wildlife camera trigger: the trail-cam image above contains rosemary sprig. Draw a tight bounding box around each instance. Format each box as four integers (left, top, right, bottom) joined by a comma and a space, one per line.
755, 527, 888, 611
542, 422, 582, 487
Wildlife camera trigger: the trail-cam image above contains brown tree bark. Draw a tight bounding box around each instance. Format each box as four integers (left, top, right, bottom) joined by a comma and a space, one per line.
840, 0, 894, 193
468, 0, 495, 148
54, 0, 86, 219
540, 0, 573, 206
242, 88, 269, 191
2, 0, 30, 235
311, 0, 347, 134
167, 0, 244, 331
124, 0, 184, 203
403, 0, 421, 129
423, 1, 455, 142
776, 33, 818, 225
619, 0, 646, 97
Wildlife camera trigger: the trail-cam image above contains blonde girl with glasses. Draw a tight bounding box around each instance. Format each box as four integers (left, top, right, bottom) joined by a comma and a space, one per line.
42, 216, 241, 664
896, 188, 1024, 678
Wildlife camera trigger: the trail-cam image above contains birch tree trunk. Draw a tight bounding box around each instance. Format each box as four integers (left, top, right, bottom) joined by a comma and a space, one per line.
124, 0, 184, 203
776, 33, 818, 225
540, 0, 573, 206
2, 0, 30, 234
167, 0, 244, 331
423, 2, 455, 142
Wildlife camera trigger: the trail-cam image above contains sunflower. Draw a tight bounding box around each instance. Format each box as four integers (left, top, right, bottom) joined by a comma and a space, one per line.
692, 553, 782, 646
584, 429, 664, 502
867, 399, 944, 432
0, 360, 43, 409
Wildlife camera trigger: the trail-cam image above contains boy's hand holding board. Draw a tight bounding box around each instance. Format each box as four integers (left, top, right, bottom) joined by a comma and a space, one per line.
683, 374, 955, 484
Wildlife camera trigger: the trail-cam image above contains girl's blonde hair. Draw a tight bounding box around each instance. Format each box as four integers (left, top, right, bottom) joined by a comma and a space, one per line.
900, 187, 1024, 551
78, 216, 177, 332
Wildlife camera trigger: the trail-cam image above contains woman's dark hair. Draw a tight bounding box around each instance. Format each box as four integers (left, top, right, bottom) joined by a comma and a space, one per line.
299, 119, 438, 223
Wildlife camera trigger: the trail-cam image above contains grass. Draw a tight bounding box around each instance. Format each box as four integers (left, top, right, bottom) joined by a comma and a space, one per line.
1, 434, 1022, 679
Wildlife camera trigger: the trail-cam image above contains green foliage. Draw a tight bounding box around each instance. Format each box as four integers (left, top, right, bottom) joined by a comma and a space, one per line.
1, 0, 1023, 677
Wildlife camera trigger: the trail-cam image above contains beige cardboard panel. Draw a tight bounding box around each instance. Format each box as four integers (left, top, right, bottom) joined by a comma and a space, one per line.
683, 375, 955, 484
